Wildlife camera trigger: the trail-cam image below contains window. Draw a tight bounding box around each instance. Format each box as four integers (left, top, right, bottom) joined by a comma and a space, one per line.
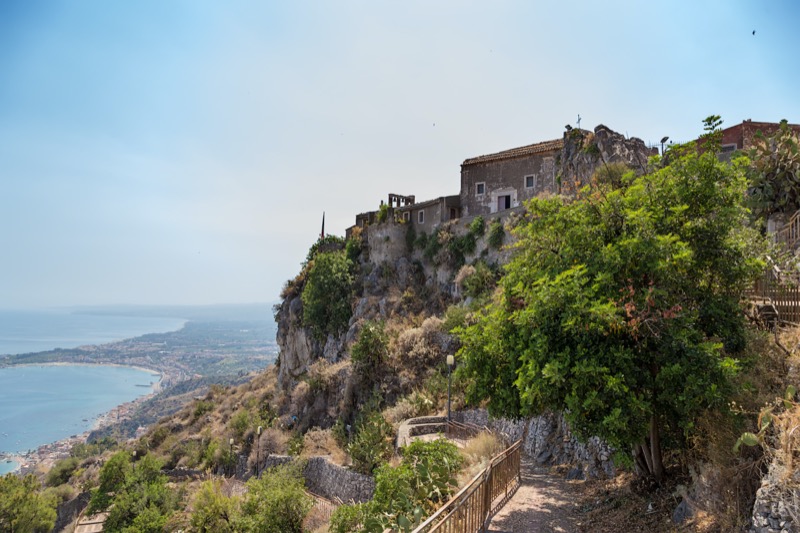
525, 175, 535, 189
720, 144, 737, 153
476, 182, 485, 195
418, 210, 425, 224
402, 211, 411, 222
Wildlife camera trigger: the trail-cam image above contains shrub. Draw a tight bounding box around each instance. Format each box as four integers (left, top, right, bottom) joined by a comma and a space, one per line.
45, 456, 80, 487
348, 409, 394, 475
0, 474, 57, 533
238, 463, 312, 533
192, 400, 214, 422
487, 219, 504, 248
462, 261, 497, 299
301, 250, 354, 340
351, 320, 388, 387
330, 502, 369, 533
376, 203, 390, 223
190, 480, 239, 533
469, 216, 485, 236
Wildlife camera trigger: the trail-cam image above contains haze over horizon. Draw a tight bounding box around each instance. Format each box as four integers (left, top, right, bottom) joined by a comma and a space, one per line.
2, 1, 799, 309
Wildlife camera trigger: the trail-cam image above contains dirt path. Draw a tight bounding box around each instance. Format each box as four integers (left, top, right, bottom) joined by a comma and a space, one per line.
487, 457, 582, 533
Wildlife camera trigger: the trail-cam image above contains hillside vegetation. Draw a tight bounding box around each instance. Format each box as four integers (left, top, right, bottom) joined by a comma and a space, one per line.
3, 118, 800, 532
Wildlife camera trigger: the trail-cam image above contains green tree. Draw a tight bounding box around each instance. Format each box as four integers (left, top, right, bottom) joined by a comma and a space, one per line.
301, 250, 354, 340
237, 463, 312, 533
89, 452, 179, 532
0, 474, 57, 533
190, 480, 240, 533
458, 123, 766, 481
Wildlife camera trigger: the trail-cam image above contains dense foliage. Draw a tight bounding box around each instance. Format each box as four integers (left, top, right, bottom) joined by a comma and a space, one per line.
457, 120, 767, 480
301, 250, 354, 340
330, 439, 463, 533
88, 452, 180, 532
0, 474, 56, 533
189, 463, 312, 533
747, 119, 800, 218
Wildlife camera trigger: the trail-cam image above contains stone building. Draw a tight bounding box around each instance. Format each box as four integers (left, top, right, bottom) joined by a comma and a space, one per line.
459, 138, 563, 218
348, 124, 653, 234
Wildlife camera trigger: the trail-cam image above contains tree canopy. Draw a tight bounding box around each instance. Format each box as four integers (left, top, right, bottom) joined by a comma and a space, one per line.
0, 474, 56, 533
457, 123, 766, 480
301, 249, 354, 340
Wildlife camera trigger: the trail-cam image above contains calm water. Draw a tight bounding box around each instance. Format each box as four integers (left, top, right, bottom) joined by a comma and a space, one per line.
0, 309, 186, 356
0, 309, 185, 474
0, 365, 160, 466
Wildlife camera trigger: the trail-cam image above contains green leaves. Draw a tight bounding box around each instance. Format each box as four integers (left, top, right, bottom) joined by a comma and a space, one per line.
457, 119, 769, 475
301, 250, 354, 340
0, 474, 57, 533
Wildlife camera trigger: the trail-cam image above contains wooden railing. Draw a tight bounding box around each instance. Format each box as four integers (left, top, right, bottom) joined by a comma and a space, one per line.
411, 439, 522, 533
776, 210, 800, 249
745, 272, 800, 325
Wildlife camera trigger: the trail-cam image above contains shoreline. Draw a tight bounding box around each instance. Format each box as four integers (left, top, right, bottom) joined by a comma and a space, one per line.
0, 365, 165, 476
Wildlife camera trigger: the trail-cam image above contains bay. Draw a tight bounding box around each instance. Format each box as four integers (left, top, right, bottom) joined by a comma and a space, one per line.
0, 309, 186, 357
0, 364, 160, 456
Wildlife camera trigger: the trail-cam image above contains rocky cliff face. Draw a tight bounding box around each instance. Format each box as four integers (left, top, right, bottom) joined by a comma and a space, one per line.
275, 295, 322, 387
559, 124, 654, 189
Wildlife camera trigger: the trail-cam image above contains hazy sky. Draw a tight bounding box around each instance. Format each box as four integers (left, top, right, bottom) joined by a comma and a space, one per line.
1, 1, 799, 309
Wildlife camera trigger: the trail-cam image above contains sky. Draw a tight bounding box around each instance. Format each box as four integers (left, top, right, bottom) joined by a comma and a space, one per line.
1, 0, 799, 309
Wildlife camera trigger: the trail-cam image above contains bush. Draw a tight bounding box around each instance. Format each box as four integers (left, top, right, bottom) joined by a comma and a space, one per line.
330, 503, 369, 533
0, 474, 57, 533
469, 216, 485, 236
376, 203, 390, 223
190, 480, 239, 533
462, 261, 497, 299
351, 320, 388, 387
487, 220, 504, 248
45, 456, 80, 487
353, 439, 463, 532
348, 409, 394, 475
301, 250, 354, 340
238, 463, 312, 533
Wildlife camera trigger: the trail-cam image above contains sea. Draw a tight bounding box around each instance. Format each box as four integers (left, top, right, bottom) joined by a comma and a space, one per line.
0, 309, 187, 475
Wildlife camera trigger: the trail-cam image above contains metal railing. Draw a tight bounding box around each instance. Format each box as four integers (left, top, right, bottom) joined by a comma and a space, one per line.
411, 439, 522, 533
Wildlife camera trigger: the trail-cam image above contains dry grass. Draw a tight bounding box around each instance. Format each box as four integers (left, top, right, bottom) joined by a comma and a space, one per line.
300, 428, 348, 465
457, 431, 505, 485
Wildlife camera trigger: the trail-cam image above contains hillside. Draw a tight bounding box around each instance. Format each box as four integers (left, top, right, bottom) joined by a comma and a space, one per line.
4, 122, 800, 533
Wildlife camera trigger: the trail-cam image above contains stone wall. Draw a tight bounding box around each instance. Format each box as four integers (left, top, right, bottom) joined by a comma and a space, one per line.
259, 454, 375, 504
54, 491, 91, 533
750, 459, 797, 533
453, 409, 615, 479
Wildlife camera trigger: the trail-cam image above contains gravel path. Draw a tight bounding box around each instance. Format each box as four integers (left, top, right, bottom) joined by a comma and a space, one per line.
487, 457, 581, 533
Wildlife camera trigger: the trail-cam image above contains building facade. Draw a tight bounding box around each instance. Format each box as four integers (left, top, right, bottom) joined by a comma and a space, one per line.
459, 138, 562, 218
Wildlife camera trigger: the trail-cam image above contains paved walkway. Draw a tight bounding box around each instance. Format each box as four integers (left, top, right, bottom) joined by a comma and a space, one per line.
487, 457, 580, 533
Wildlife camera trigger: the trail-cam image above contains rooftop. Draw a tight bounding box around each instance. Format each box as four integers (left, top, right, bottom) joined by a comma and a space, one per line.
462, 138, 563, 166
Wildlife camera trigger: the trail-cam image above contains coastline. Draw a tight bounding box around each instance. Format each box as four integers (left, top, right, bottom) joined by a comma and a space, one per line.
0, 365, 164, 476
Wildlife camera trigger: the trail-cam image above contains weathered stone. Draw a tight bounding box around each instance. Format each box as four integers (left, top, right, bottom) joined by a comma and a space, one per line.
672, 499, 693, 524
566, 466, 584, 480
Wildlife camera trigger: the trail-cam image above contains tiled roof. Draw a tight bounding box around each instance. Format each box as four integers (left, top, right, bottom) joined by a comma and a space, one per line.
462, 138, 563, 166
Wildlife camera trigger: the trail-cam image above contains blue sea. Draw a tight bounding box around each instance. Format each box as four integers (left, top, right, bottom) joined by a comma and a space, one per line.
0, 309, 186, 475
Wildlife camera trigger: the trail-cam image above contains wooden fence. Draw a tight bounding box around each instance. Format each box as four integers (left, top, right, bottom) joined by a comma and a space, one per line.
745, 271, 800, 325
411, 439, 522, 533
